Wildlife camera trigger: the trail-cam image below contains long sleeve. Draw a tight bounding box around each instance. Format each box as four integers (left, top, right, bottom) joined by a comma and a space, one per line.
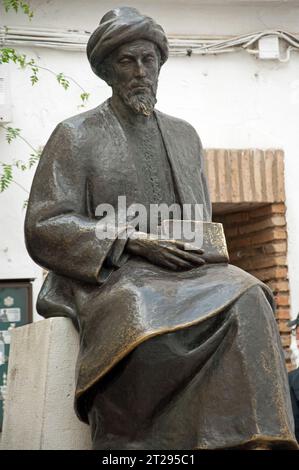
198, 136, 212, 222
25, 121, 129, 284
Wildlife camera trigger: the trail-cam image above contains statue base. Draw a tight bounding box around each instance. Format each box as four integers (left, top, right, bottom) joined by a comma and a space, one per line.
1, 318, 91, 450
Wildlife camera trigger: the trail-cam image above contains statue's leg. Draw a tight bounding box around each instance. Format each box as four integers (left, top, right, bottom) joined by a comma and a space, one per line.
85, 285, 298, 450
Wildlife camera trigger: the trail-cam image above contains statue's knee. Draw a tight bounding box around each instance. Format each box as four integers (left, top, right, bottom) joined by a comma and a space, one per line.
231, 285, 275, 326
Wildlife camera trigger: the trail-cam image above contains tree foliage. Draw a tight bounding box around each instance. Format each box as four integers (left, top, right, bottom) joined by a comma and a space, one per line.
0, 124, 42, 195
3, 0, 34, 19
0, 0, 90, 199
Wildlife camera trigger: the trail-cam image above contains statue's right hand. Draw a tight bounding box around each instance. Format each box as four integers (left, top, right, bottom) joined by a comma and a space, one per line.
126, 234, 205, 271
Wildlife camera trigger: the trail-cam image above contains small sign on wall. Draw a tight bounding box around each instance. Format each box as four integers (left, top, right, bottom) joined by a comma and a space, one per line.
0, 65, 12, 123
0, 280, 33, 430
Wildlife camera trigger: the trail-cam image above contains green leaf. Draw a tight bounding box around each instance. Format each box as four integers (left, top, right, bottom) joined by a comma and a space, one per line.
0, 163, 13, 192
3, 0, 19, 13
80, 92, 90, 103
30, 74, 38, 85
17, 54, 26, 68
28, 151, 41, 168
21, 1, 34, 19
0, 48, 27, 68
3, 0, 34, 19
56, 73, 70, 90
3, 0, 11, 12
5, 126, 21, 143
15, 160, 28, 171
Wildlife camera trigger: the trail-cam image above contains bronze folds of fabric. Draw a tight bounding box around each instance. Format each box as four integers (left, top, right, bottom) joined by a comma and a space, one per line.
85, 285, 297, 450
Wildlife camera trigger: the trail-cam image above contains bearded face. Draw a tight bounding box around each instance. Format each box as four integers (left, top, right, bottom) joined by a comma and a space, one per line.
117, 82, 157, 116
113, 77, 157, 116
104, 39, 161, 116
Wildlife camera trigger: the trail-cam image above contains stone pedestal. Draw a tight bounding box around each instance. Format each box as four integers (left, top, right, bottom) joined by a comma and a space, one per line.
1, 317, 91, 450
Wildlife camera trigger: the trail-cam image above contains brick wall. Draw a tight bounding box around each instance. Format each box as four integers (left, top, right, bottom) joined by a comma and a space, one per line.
214, 203, 292, 368
204, 149, 285, 205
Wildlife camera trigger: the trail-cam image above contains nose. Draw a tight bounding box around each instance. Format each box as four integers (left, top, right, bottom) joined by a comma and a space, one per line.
135, 59, 146, 78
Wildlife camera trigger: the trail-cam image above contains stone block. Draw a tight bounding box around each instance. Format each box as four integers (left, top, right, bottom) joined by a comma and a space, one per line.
1, 317, 91, 450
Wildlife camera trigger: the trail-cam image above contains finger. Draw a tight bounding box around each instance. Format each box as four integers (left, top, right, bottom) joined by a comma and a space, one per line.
179, 252, 205, 266
182, 252, 205, 266
164, 252, 194, 270
182, 243, 204, 254
166, 239, 204, 254
160, 258, 180, 271
159, 239, 186, 249
157, 238, 177, 246
173, 240, 189, 250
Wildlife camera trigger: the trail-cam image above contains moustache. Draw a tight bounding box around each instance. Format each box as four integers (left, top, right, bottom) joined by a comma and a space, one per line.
128, 80, 154, 92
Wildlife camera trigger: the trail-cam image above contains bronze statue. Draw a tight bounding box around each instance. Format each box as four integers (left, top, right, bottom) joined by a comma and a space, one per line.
24, 7, 298, 450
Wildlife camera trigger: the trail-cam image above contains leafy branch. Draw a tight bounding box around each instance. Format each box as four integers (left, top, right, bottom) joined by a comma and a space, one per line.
3, 0, 34, 19
5, 126, 20, 143
0, 49, 89, 193
0, 125, 42, 196
4, 125, 39, 153
0, 164, 13, 192
0, 48, 90, 102
0, 160, 30, 208
0, 0, 90, 202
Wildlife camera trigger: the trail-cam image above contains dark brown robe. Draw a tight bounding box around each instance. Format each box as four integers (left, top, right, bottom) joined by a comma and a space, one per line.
25, 99, 297, 449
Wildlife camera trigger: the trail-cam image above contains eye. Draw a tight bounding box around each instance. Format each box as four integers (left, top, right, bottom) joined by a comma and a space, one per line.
118, 57, 132, 65
144, 55, 154, 63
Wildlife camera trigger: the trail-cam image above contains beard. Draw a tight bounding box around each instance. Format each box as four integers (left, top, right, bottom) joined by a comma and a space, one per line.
115, 80, 157, 116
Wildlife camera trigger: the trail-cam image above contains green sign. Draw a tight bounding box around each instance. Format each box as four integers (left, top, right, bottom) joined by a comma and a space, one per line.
0, 282, 32, 430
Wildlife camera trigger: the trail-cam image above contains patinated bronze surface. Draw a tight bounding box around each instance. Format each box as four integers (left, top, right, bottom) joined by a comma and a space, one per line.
24, 7, 298, 450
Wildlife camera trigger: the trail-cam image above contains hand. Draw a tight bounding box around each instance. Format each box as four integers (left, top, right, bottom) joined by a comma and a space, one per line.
126, 234, 205, 271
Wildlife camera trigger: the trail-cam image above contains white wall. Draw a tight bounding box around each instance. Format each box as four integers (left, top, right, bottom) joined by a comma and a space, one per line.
1, 1, 299, 339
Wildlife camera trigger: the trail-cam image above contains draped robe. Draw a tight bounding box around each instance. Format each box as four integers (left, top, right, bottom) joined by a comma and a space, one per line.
25, 99, 297, 449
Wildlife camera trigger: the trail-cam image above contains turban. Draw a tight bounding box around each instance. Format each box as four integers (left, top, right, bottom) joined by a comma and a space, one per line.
87, 7, 169, 79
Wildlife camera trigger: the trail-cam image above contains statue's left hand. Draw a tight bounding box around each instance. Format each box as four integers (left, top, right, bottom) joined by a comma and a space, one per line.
126, 234, 205, 271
